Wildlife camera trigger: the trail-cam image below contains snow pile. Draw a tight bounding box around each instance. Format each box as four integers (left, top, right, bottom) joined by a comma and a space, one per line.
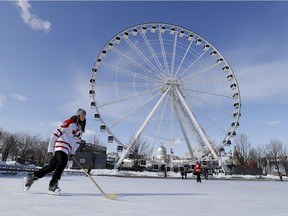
0, 160, 7, 165
86, 169, 286, 181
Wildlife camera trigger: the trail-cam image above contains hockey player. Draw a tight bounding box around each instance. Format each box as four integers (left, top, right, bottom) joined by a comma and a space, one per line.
24, 108, 86, 195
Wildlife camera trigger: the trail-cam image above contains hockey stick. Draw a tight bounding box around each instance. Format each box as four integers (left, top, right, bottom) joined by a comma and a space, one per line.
72, 156, 117, 200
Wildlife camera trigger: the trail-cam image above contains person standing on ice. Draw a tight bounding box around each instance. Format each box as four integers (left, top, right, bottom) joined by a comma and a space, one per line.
24, 108, 86, 195
194, 161, 202, 183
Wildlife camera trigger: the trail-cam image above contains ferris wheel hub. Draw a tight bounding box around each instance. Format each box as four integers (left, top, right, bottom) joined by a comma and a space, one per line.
164, 78, 178, 86
161, 78, 179, 93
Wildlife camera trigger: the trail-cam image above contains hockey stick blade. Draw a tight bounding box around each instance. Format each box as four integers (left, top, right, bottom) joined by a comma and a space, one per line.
105, 192, 117, 200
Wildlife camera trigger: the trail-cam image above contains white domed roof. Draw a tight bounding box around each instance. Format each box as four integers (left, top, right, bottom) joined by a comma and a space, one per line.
156, 144, 167, 160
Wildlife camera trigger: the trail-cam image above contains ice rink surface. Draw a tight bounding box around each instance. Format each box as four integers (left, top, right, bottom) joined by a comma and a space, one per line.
1, 175, 287, 216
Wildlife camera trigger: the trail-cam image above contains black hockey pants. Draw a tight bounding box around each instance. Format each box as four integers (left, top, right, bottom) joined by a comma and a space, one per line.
34, 151, 68, 186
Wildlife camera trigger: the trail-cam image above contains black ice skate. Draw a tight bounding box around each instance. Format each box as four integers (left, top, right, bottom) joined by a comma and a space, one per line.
23, 173, 36, 191
48, 182, 61, 196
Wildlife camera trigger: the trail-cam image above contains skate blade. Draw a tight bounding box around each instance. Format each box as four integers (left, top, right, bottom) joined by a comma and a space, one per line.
23, 177, 30, 192
105, 193, 117, 200
24, 186, 31, 192
48, 189, 61, 196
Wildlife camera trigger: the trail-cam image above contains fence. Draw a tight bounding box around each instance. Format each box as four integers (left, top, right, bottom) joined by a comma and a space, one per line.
0, 165, 38, 175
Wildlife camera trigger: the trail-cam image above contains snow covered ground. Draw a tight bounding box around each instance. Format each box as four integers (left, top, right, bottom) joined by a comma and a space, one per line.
1, 172, 287, 216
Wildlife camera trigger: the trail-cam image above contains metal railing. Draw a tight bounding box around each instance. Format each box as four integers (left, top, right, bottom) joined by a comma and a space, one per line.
0, 165, 38, 174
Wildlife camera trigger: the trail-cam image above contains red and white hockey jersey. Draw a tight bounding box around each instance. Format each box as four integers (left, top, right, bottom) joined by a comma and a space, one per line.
48, 118, 82, 155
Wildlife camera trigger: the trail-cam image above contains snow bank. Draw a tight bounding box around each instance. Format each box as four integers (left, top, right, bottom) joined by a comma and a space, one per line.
0, 160, 7, 165
87, 169, 286, 181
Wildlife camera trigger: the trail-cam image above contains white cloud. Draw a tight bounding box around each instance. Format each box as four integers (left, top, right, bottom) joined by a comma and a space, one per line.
223, 34, 288, 104
82, 128, 97, 137
16, 0, 51, 33
0, 94, 6, 107
266, 120, 280, 125
10, 93, 28, 102
235, 58, 288, 102
172, 138, 182, 145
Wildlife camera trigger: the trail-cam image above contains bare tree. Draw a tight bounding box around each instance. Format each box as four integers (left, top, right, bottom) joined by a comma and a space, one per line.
233, 133, 251, 174
79, 135, 106, 153
248, 148, 258, 167
279, 145, 288, 176
1, 132, 17, 161
0, 128, 4, 140
128, 137, 153, 171
86, 135, 105, 146
16, 131, 41, 160
250, 145, 267, 174
0, 128, 4, 152
266, 139, 283, 180
33, 138, 50, 165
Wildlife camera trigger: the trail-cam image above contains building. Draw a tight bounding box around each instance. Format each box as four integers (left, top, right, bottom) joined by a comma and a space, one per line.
70, 141, 107, 170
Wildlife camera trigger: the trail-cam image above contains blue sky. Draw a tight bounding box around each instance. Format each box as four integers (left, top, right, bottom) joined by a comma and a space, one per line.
0, 1, 288, 156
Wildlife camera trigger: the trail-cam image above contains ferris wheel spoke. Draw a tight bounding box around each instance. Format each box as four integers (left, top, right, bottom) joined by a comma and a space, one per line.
181, 77, 227, 85
124, 38, 164, 77
97, 85, 163, 108
177, 49, 209, 79
181, 62, 219, 81
186, 99, 229, 135
140, 33, 167, 79
151, 91, 171, 148
184, 90, 232, 118
96, 81, 162, 89
174, 39, 194, 78
102, 62, 157, 82
170, 31, 178, 76
157, 27, 170, 77
108, 91, 162, 129
113, 47, 163, 80
181, 88, 233, 99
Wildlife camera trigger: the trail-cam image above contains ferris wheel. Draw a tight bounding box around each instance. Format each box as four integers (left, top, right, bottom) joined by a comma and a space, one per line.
89, 23, 241, 168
